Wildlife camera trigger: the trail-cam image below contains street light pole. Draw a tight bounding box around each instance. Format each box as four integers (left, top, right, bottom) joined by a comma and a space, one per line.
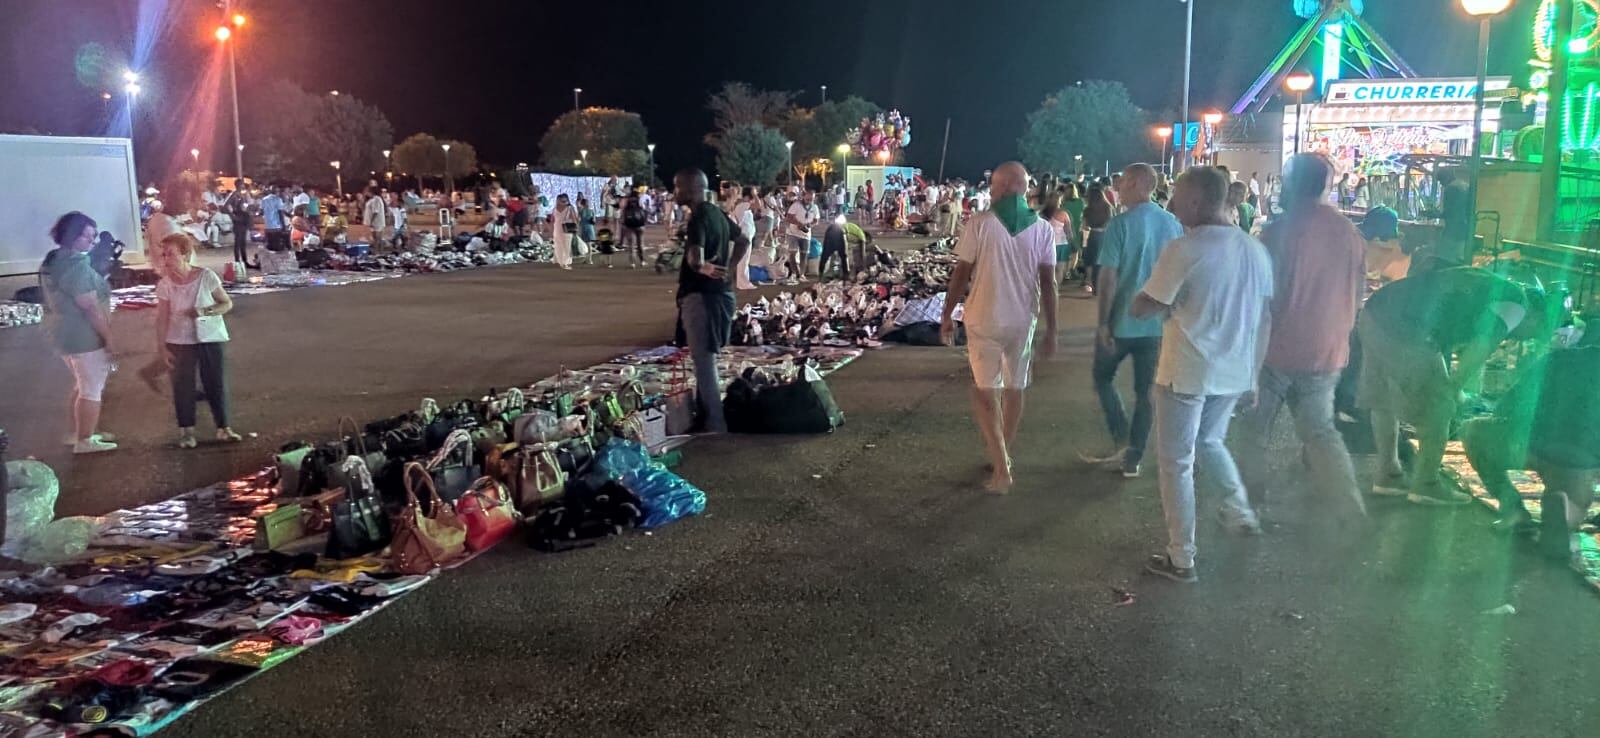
223, 3, 245, 181
191, 148, 200, 169
647, 143, 656, 185
122, 71, 140, 152
786, 141, 796, 189
331, 161, 342, 197
1179, 0, 1195, 173
573, 87, 582, 112
821, 85, 828, 104
1461, 0, 1512, 257
442, 144, 453, 198
1285, 72, 1316, 156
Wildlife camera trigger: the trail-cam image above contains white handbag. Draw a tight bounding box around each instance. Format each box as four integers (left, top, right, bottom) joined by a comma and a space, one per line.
194, 273, 230, 343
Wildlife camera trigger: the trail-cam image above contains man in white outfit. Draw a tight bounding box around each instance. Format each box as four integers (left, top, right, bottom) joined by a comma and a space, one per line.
939, 161, 1059, 494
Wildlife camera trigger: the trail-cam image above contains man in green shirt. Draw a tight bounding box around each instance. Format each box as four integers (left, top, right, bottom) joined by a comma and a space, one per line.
1461, 339, 1600, 562
1358, 267, 1553, 505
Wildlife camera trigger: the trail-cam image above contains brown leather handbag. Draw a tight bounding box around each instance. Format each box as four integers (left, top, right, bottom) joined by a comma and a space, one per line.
391, 462, 467, 575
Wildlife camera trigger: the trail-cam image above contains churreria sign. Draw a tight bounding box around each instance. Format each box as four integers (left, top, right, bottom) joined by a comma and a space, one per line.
1324, 77, 1512, 105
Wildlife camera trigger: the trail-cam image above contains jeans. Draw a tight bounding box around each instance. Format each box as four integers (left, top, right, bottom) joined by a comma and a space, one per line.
1153, 384, 1254, 569
169, 342, 229, 429
818, 240, 848, 280
678, 292, 735, 432
622, 227, 644, 262
1234, 367, 1361, 510
1092, 336, 1160, 464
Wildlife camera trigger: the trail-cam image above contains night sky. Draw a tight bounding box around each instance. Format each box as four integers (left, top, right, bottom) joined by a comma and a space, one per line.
0, 0, 1546, 183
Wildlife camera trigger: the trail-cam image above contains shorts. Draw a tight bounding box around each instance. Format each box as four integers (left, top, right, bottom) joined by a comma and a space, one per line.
1055, 244, 1073, 264
64, 348, 113, 402
966, 324, 1037, 390
788, 236, 810, 259
1355, 311, 1451, 421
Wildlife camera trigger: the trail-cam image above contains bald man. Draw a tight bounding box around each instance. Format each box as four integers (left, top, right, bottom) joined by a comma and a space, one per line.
940, 162, 1059, 494
675, 169, 751, 433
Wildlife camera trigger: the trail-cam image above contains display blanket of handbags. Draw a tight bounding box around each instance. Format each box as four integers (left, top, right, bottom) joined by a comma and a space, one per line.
455, 477, 518, 551
326, 455, 392, 560
391, 462, 467, 575
724, 370, 845, 434
510, 445, 566, 514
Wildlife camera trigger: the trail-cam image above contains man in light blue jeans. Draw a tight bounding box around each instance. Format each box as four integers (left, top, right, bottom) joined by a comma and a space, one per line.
673, 169, 749, 434
1131, 167, 1275, 583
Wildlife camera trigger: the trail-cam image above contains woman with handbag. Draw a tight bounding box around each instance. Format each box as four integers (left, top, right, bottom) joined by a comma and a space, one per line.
551, 194, 577, 270
152, 233, 242, 449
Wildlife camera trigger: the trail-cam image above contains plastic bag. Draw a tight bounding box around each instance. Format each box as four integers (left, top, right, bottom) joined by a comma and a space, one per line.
17, 516, 95, 564
594, 439, 706, 528
3, 460, 59, 558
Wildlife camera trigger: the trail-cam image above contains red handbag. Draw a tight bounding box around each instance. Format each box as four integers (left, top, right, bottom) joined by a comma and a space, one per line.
455, 476, 518, 551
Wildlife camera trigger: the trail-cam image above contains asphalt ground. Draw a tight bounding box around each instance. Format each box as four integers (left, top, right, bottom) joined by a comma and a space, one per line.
3, 243, 1600, 737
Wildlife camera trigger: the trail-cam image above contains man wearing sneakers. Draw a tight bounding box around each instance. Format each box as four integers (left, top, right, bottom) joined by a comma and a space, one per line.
1358, 267, 1553, 505
1130, 167, 1274, 583
783, 190, 820, 284
1083, 163, 1182, 478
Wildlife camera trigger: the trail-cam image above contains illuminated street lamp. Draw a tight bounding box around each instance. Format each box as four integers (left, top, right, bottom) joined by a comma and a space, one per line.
579, 149, 587, 169
441, 143, 453, 197
786, 140, 796, 187
382, 148, 391, 176
190, 148, 200, 168
330, 160, 342, 197
646, 143, 656, 184
573, 87, 582, 112
1155, 126, 1173, 173
218, 4, 246, 181
1462, 0, 1513, 259
122, 72, 141, 148
1202, 111, 1224, 165
1285, 71, 1316, 155
837, 143, 851, 195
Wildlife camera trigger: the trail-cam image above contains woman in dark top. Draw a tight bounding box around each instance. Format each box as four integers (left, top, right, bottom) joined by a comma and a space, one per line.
1081, 184, 1113, 293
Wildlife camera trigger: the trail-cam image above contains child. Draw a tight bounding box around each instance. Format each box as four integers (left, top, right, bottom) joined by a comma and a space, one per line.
152, 233, 241, 448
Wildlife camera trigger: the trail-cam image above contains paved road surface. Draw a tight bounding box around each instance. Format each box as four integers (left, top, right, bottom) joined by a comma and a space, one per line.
3, 259, 1598, 737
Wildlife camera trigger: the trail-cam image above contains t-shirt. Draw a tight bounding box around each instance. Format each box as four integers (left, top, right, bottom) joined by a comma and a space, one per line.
729, 202, 756, 240
786, 202, 819, 240
1260, 203, 1365, 372
39, 247, 110, 355
843, 222, 869, 248
156, 268, 229, 344
953, 211, 1055, 332
1236, 202, 1257, 232
1363, 267, 1529, 350
363, 196, 386, 231
261, 195, 286, 230
306, 195, 322, 218
1062, 199, 1086, 245
1497, 347, 1600, 467
1141, 225, 1275, 397
1098, 202, 1184, 339
678, 201, 734, 298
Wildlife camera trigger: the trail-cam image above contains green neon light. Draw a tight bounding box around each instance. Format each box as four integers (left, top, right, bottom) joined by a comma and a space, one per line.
1321, 22, 1345, 92
1583, 83, 1596, 148
1563, 88, 1575, 149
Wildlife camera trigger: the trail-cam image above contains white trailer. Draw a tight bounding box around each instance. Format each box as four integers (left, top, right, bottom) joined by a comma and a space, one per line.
0, 135, 143, 276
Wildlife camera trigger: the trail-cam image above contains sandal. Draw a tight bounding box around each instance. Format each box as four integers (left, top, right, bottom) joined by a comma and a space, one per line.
176, 434, 197, 450
216, 428, 242, 443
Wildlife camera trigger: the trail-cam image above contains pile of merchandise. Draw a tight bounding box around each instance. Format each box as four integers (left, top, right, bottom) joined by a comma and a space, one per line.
0, 343, 860, 736
0, 302, 42, 329
733, 242, 961, 349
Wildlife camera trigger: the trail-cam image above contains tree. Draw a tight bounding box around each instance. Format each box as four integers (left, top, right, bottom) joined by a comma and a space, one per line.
706, 82, 793, 149
538, 108, 650, 175
715, 124, 789, 187
391, 133, 477, 192
1017, 80, 1147, 177
782, 95, 882, 164
242, 81, 392, 184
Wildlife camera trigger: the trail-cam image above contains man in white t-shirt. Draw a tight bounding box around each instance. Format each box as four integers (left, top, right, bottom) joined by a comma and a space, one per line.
362, 188, 387, 241
1129, 166, 1275, 584
783, 190, 819, 284
939, 161, 1059, 495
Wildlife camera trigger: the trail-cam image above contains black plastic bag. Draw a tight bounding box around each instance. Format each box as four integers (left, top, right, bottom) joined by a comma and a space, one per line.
724, 376, 845, 434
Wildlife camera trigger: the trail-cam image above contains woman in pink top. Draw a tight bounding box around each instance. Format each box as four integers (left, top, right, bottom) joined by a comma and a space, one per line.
1233, 153, 1367, 516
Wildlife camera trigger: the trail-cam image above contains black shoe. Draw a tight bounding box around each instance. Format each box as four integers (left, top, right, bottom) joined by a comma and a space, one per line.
1144, 554, 1197, 583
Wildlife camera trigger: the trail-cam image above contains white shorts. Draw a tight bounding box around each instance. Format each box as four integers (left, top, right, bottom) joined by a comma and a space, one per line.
64, 348, 113, 402
966, 325, 1036, 390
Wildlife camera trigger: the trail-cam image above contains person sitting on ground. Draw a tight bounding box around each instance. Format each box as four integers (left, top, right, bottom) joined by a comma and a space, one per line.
1358, 266, 1555, 506
1461, 330, 1600, 562
152, 233, 241, 449
939, 161, 1059, 495
1129, 166, 1275, 584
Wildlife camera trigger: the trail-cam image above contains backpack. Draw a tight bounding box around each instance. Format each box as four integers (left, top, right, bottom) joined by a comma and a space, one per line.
623, 203, 647, 229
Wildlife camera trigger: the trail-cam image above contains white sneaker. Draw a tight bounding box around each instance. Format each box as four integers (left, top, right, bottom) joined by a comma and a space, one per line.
63, 432, 116, 446
73, 437, 118, 455
1078, 447, 1126, 465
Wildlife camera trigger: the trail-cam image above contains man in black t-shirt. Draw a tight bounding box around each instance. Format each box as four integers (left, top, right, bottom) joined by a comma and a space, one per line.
675, 169, 750, 433
1358, 267, 1552, 505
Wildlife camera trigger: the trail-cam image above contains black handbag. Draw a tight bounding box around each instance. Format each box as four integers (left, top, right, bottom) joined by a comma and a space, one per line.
424, 430, 482, 511
335, 417, 389, 487
367, 413, 427, 459
554, 436, 595, 476
326, 457, 391, 559
725, 375, 845, 434
424, 400, 481, 452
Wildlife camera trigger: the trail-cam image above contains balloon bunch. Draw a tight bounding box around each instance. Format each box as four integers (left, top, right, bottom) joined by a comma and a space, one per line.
846, 110, 912, 159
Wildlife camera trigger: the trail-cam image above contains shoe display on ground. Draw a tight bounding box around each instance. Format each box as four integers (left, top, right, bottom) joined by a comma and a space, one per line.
1144, 554, 1197, 583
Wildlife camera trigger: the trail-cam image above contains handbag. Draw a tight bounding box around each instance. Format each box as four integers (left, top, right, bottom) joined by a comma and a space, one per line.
390, 462, 467, 575
663, 353, 696, 436
617, 380, 646, 415
254, 504, 304, 551
554, 435, 595, 476
537, 366, 578, 417
424, 429, 482, 508
725, 374, 845, 434
621, 407, 669, 453
326, 456, 391, 559
455, 477, 518, 551
330, 417, 388, 492
274, 443, 314, 497
511, 445, 566, 513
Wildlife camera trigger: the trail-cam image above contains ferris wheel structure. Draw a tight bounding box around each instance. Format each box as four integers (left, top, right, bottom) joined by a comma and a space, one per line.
1231, 0, 1418, 114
